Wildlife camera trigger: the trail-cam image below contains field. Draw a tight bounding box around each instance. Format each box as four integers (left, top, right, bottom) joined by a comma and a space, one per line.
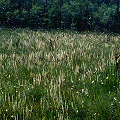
0, 27, 120, 120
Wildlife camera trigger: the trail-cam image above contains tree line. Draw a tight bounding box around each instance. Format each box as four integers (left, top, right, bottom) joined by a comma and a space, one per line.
0, 0, 120, 32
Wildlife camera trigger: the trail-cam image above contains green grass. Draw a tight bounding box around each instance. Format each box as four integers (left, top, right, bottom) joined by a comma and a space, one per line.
0, 27, 120, 120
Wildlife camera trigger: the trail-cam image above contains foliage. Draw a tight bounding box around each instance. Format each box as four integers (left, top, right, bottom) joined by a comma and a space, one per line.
0, 0, 120, 32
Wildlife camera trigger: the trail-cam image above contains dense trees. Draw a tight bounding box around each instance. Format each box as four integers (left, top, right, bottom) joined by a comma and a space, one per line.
0, 0, 120, 32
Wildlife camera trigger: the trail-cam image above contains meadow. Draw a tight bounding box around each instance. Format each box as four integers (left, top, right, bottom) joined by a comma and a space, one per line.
0, 27, 120, 120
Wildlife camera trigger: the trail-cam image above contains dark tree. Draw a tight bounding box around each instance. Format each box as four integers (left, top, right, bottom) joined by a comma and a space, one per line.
117, 0, 120, 13
0, 0, 120, 32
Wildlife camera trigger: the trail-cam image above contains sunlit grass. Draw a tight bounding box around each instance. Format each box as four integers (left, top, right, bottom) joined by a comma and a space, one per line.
0, 27, 120, 119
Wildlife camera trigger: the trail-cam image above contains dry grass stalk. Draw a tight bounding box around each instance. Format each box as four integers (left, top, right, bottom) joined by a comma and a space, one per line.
115, 53, 120, 76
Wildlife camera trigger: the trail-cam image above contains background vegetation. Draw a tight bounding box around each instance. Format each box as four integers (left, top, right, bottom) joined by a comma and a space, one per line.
0, 0, 120, 119
0, 0, 120, 32
0, 27, 120, 119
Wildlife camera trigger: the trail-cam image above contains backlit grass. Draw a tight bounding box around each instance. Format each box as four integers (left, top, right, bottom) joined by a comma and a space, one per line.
0, 27, 120, 120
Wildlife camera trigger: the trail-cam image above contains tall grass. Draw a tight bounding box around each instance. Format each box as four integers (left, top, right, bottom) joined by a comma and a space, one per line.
0, 27, 120, 120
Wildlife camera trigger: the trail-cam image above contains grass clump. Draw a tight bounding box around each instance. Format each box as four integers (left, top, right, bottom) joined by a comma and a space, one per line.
0, 28, 120, 119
